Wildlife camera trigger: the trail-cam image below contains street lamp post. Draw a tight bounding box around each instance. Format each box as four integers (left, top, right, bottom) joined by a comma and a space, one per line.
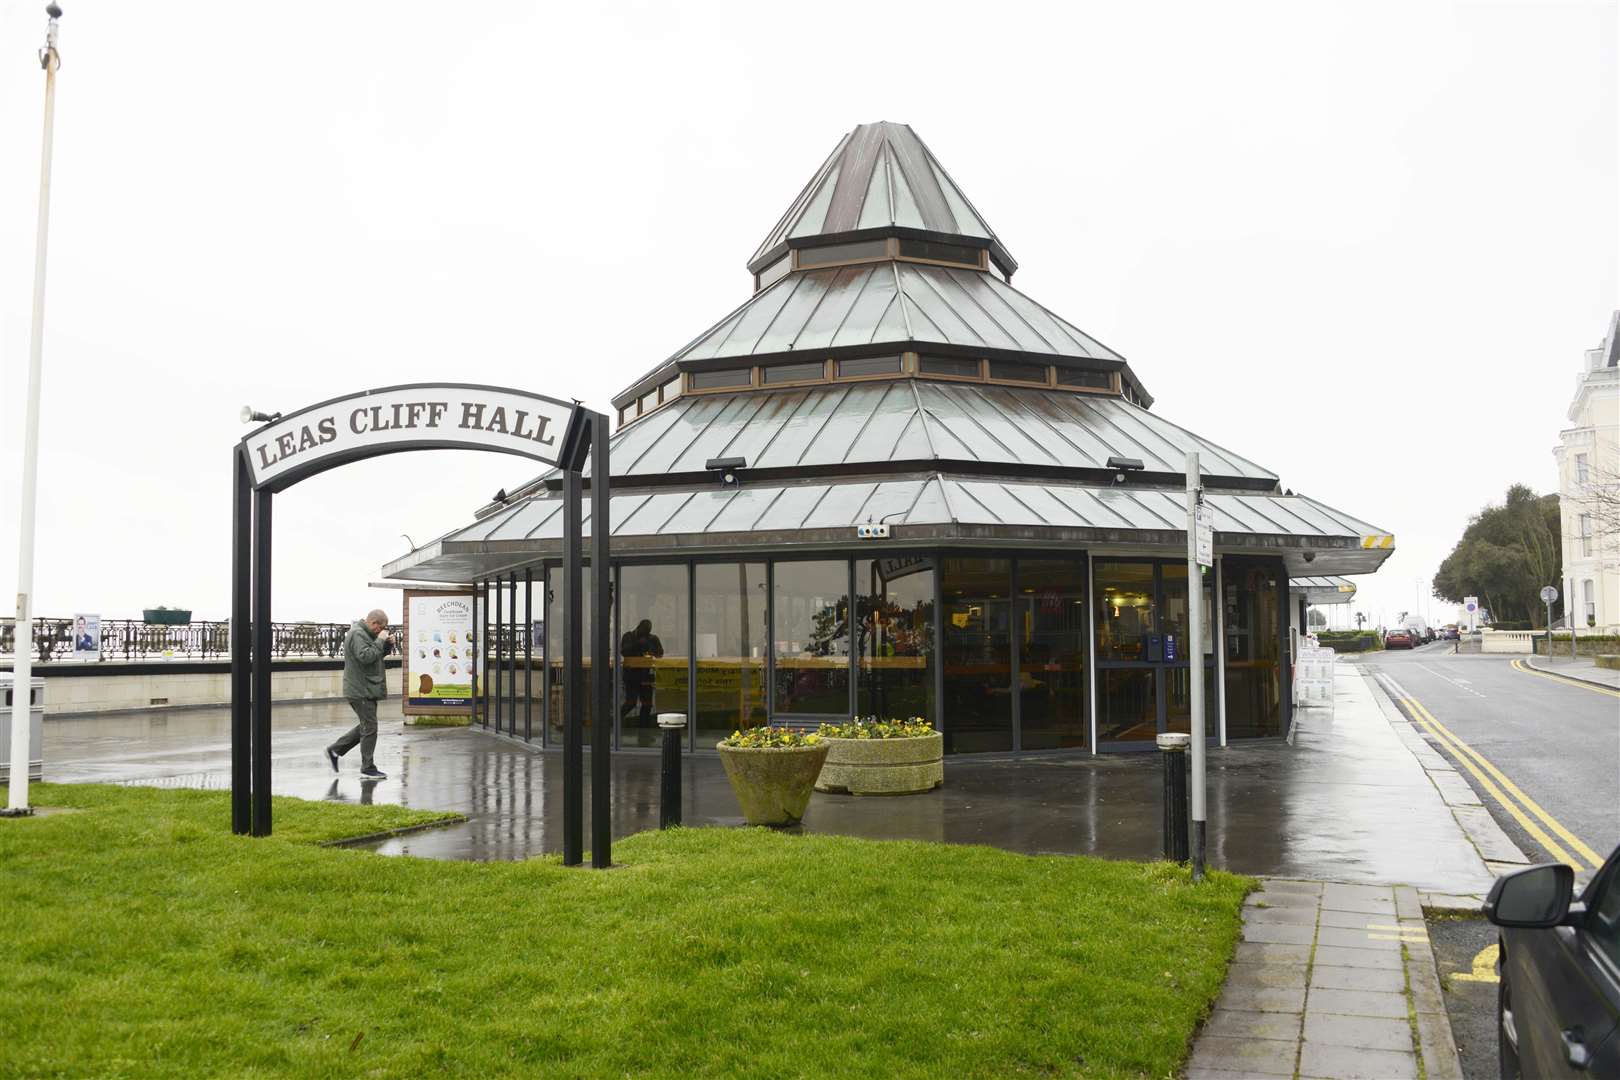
6, 4, 64, 817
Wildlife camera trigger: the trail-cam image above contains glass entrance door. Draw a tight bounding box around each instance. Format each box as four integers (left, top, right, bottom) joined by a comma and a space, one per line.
1095, 560, 1215, 749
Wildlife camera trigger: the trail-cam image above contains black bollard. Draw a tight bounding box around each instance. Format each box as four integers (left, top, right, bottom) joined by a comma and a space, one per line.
1157, 732, 1190, 863
658, 713, 685, 828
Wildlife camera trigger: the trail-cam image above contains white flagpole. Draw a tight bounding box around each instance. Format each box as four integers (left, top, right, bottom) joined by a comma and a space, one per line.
7, 4, 64, 816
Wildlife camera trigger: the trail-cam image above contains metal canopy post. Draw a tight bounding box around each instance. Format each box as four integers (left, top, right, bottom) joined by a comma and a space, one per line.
524, 569, 533, 741
507, 572, 518, 734
590, 414, 612, 868
250, 487, 273, 837
494, 578, 504, 735
230, 450, 252, 834
562, 441, 585, 866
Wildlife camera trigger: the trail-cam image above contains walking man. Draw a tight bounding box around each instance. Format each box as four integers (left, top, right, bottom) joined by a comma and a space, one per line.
327, 608, 392, 780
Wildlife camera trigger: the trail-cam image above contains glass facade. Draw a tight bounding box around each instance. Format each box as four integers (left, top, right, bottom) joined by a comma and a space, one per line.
486, 551, 1286, 754
545, 564, 595, 746
855, 558, 933, 722
772, 560, 851, 715
617, 565, 689, 748
1018, 560, 1088, 750
1094, 559, 1215, 746
694, 563, 768, 747
1222, 556, 1285, 739
941, 558, 1013, 752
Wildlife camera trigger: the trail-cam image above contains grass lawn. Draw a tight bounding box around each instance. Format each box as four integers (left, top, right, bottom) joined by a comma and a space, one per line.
2, 784, 1251, 1078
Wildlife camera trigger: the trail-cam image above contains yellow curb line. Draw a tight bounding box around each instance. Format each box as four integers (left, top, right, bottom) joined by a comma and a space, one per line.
1511, 658, 1620, 699
1401, 696, 1598, 870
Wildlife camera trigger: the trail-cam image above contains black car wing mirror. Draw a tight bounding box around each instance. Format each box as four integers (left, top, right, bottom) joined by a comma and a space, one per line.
1484, 863, 1575, 928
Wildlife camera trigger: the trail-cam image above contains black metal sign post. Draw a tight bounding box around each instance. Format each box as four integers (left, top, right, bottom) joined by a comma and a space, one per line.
589, 414, 612, 869
229, 384, 606, 859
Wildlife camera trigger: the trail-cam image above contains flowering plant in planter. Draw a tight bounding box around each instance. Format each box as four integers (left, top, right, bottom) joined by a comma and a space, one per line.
720, 726, 822, 749
816, 716, 933, 740
813, 717, 943, 795
716, 726, 828, 826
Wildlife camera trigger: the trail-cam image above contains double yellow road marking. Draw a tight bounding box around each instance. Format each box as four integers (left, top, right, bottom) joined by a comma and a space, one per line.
1396, 690, 1605, 871
1510, 658, 1620, 699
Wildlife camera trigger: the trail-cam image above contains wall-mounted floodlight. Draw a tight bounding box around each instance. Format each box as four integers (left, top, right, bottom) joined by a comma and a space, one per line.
705, 456, 746, 488
240, 405, 281, 424
1107, 455, 1144, 485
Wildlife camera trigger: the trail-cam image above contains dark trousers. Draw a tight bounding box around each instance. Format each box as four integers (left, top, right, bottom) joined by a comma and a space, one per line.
332, 698, 379, 769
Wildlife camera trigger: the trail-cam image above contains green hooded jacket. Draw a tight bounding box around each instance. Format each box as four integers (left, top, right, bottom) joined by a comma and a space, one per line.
342, 619, 388, 700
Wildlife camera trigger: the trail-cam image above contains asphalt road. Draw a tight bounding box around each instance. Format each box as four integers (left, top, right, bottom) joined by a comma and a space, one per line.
1364, 644, 1619, 882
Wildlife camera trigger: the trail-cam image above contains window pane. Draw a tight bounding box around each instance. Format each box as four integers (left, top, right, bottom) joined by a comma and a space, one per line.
919, 355, 981, 378
689, 368, 752, 390
638, 390, 659, 414
796, 239, 888, 267
618, 407, 633, 426
661, 376, 682, 402
898, 238, 982, 266
1095, 562, 1156, 662
1018, 559, 1087, 750
836, 355, 903, 378
1099, 668, 1156, 743
618, 565, 689, 749
1161, 563, 1215, 660
1056, 368, 1113, 389
761, 360, 824, 385
1222, 557, 1283, 738
987, 360, 1048, 384
694, 563, 768, 747
856, 558, 934, 722
546, 564, 596, 745
941, 557, 1012, 753
772, 560, 850, 715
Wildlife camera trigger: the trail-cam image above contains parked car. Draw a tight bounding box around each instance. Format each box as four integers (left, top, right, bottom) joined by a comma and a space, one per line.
1440, 626, 1459, 641
1486, 846, 1620, 1078
1385, 628, 1415, 649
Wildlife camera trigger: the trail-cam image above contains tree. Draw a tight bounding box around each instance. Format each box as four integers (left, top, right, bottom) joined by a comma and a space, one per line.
1307, 609, 1327, 629
1432, 484, 1562, 627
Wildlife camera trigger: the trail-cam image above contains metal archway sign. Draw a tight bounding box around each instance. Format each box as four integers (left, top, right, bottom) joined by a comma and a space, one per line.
231, 383, 613, 868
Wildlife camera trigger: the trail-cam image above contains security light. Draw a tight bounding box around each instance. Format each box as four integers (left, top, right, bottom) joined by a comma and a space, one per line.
1106, 456, 1144, 471
706, 456, 746, 488
239, 405, 281, 424
492, 488, 508, 505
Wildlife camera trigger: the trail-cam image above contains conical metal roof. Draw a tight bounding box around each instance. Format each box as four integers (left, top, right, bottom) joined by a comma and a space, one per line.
748, 122, 1016, 277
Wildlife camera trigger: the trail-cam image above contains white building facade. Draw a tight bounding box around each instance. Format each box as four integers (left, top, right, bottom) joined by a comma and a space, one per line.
1553, 310, 1619, 630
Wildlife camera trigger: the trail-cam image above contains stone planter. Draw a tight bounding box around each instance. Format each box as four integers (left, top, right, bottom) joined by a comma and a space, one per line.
716, 742, 830, 826
815, 732, 944, 795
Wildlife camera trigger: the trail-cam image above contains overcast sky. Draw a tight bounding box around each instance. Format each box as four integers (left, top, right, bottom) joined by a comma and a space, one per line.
0, 0, 1614, 630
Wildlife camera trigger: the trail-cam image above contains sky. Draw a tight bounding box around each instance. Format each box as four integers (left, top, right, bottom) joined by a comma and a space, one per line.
0, 0, 1615, 630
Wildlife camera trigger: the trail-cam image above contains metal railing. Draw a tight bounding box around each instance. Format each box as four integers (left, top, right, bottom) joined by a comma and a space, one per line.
0, 618, 403, 664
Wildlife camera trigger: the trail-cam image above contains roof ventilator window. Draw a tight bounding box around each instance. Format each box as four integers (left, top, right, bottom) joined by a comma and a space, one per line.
795, 239, 889, 268
689, 368, 753, 390
761, 360, 825, 385
987, 360, 1049, 384
918, 355, 981, 379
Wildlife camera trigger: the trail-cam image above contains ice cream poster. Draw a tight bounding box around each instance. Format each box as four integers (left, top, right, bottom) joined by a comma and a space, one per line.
404, 591, 476, 712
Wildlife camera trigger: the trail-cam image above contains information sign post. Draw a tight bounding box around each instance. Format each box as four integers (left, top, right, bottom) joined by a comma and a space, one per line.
1185, 451, 1209, 882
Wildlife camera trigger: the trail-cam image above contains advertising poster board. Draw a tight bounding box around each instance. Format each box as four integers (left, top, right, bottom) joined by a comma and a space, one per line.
72, 613, 100, 661
403, 589, 476, 715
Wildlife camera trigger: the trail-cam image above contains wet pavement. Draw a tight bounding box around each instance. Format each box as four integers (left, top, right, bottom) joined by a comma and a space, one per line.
43, 665, 1495, 893
1364, 648, 1619, 885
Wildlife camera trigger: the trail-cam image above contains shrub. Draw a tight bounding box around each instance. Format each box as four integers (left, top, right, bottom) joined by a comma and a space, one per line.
817, 717, 935, 739
719, 726, 822, 749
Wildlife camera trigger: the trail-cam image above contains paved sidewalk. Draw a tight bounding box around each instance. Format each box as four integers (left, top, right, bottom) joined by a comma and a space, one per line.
1525, 653, 1620, 690
1186, 878, 1462, 1080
